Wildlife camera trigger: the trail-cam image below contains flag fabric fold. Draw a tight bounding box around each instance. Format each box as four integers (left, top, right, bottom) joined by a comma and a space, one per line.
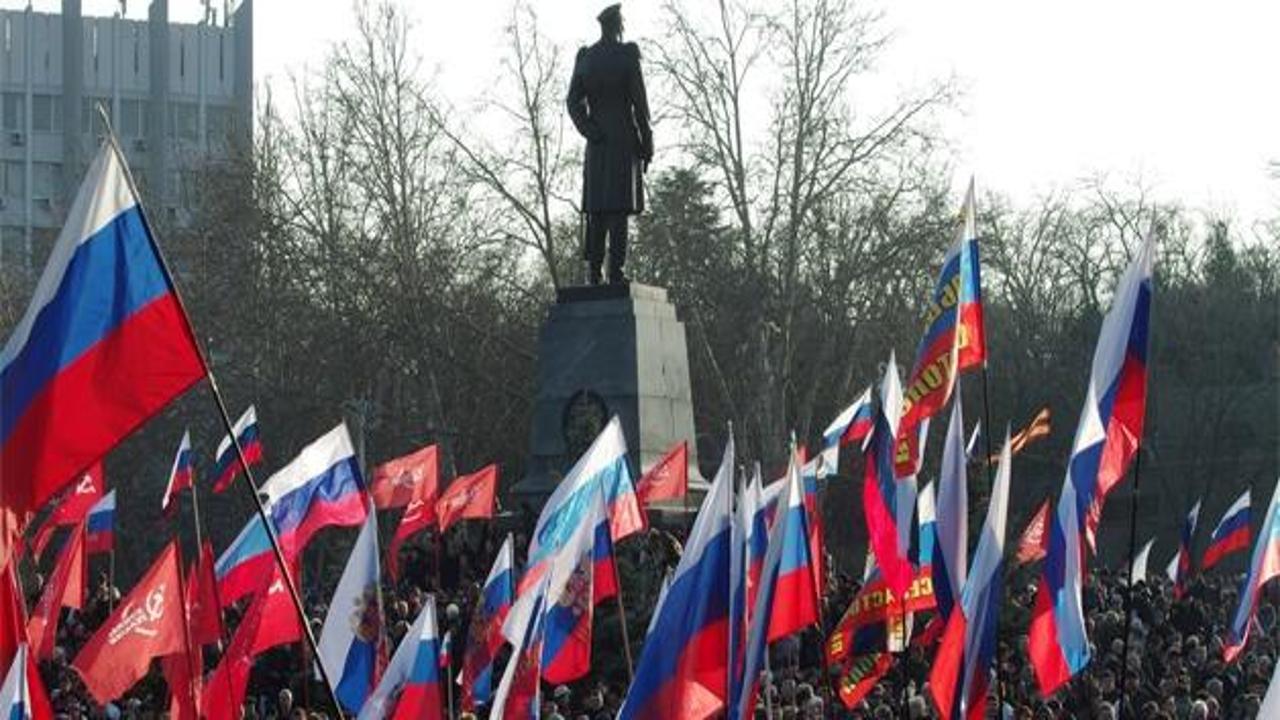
636, 441, 689, 507
359, 595, 443, 720
27, 524, 86, 661
260, 423, 368, 558
822, 387, 874, 450
863, 353, 914, 599
935, 390, 968, 625
187, 541, 224, 647
0, 644, 54, 720
161, 430, 196, 516
1015, 500, 1051, 566
1028, 234, 1155, 697
318, 504, 385, 714
72, 541, 186, 703
1130, 538, 1155, 584
0, 141, 204, 540
30, 464, 103, 562
370, 444, 439, 510
1202, 490, 1250, 571
215, 514, 275, 606
619, 432, 734, 720
84, 490, 116, 555
1166, 500, 1201, 599
461, 534, 516, 711
1223, 477, 1280, 662
212, 405, 263, 494
436, 464, 498, 534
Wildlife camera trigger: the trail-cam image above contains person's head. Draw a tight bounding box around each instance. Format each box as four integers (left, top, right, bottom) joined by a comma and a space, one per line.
278, 688, 294, 713
597, 4, 623, 40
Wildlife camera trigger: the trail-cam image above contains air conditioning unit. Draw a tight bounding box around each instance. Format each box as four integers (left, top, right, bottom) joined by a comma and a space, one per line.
9, 132, 23, 147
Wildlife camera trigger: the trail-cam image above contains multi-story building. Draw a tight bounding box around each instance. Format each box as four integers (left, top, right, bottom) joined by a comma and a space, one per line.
0, 0, 252, 271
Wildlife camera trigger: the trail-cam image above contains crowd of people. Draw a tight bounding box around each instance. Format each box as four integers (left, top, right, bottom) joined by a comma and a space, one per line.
25, 515, 1280, 719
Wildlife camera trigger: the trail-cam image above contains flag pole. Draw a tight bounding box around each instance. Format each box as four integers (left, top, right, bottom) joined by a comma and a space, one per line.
612, 534, 636, 682
1117, 447, 1144, 720
96, 108, 346, 718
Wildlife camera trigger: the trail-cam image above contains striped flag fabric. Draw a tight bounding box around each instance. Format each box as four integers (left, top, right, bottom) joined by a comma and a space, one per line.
822, 387, 874, 450
211, 405, 263, 493
929, 429, 1013, 720
987, 407, 1051, 464
1202, 490, 1251, 571
259, 423, 368, 558
863, 353, 914, 599
161, 430, 196, 516
1223, 477, 1280, 662
460, 534, 516, 711
895, 179, 986, 478
317, 505, 385, 713
0, 141, 204, 545
618, 432, 735, 720
359, 595, 443, 720
934, 390, 968, 626
1028, 235, 1155, 697
214, 514, 275, 606
84, 490, 116, 555
1166, 500, 1202, 599
0, 645, 53, 720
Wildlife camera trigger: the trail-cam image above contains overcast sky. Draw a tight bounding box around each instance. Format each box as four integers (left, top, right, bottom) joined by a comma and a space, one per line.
20, 0, 1280, 231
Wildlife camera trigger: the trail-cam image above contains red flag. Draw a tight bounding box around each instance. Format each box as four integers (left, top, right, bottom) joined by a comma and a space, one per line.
370, 444, 439, 510
436, 465, 498, 533
187, 541, 224, 647
0, 561, 29, 672
636, 441, 688, 505
162, 646, 202, 720
1016, 500, 1051, 565
28, 464, 104, 562
72, 541, 187, 703
203, 568, 301, 720
388, 485, 436, 581
27, 524, 87, 661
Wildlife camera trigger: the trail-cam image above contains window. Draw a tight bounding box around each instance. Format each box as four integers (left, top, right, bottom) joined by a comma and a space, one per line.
1, 162, 23, 198
2, 93, 23, 131
31, 95, 62, 133
119, 99, 147, 138
169, 102, 198, 142
32, 162, 61, 201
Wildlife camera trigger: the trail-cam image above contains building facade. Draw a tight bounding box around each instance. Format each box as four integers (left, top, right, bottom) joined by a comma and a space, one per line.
0, 0, 251, 271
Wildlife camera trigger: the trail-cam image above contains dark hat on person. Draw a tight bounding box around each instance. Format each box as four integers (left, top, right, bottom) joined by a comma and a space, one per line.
597, 3, 622, 24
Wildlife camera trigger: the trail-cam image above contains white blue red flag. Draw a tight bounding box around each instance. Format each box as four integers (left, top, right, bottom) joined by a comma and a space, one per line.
0, 142, 204, 535
1028, 235, 1155, 696
212, 405, 263, 493
461, 534, 516, 711
540, 487, 614, 684
359, 595, 442, 720
1165, 499, 1201, 599
1224, 477, 1280, 662
822, 386, 873, 450
162, 430, 196, 516
215, 514, 275, 606
930, 429, 1012, 720
318, 504, 385, 713
260, 423, 367, 558
0, 644, 51, 720
491, 577, 549, 720
527, 416, 643, 571
619, 432, 734, 720
934, 390, 968, 625
863, 353, 914, 599
895, 179, 986, 478
733, 452, 817, 720
84, 490, 115, 555
1203, 490, 1250, 570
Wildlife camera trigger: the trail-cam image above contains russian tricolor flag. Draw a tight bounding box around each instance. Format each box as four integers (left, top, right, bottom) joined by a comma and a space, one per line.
161, 430, 195, 516
733, 453, 817, 720
359, 595, 442, 720
863, 352, 914, 599
930, 430, 1012, 720
527, 416, 643, 575
215, 514, 275, 606
1028, 235, 1155, 697
1202, 490, 1250, 571
619, 433, 735, 720
212, 405, 263, 493
260, 423, 367, 558
0, 141, 204, 525
84, 490, 115, 556
0, 644, 52, 720
1223, 477, 1280, 662
934, 390, 968, 625
1165, 499, 1201, 600
460, 534, 516, 711
318, 504, 384, 713
822, 386, 873, 450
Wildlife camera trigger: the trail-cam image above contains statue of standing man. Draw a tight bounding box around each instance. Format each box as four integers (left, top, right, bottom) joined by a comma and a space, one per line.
567, 3, 653, 285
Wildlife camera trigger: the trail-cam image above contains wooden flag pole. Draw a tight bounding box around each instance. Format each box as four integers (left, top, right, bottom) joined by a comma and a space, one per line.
612, 536, 636, 682
97, 108, 345, 718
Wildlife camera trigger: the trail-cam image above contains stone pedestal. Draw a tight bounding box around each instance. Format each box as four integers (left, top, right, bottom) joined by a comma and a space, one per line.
512, 283, 705, 512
